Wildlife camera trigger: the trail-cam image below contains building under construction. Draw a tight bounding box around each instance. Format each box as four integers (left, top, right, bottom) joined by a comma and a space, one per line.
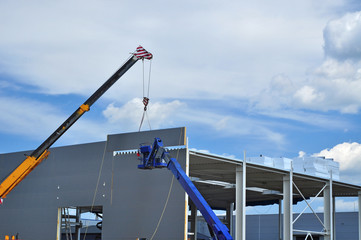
1, 127, 360, 240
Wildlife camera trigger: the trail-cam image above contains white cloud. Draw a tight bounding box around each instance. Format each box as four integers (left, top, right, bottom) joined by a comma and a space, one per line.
294, 85, 325, 106
314, 142, 361, 184
0, 96, 61, 138
314, 58, 357, 78
310, 58, 361, 113
189, 148, 210, 154
297, 11, 361, 113
0, 93, 287, 153
1, 2, 357, 120
0, 0, 336, 103
298, 151, 306, 158
1, 0, 361, 158
315, 142, 361, 171
324, 11, 361, 60
102, 98, 286, 147
251, 74, 296, 110
316, 198, 358, 212
250, 11, 361, 114
190, 148, 236, 159
0, 1, 357, 117
0, 96, 110, 149
257, 109, 350, 130
102, 98, 185, 131
316, 206, 324, 212
335, 198, 358, 212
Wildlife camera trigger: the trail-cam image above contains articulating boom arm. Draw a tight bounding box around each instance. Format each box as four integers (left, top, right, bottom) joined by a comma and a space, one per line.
138, 138, 233, 240
0, 46, 152, 201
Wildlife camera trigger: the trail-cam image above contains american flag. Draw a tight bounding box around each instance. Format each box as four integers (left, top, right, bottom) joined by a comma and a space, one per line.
134, 45, 153, 60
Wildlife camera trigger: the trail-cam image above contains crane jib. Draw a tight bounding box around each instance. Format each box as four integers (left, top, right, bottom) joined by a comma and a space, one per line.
31, 55, 139, 159
0, 46, 153, 200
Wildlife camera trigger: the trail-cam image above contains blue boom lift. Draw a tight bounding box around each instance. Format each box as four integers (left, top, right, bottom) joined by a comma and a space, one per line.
138, 138, 233, 240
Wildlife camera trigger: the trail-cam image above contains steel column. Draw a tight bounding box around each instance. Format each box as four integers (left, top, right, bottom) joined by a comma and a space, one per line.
324, 180, 333, 240
283, 171, 293, 240
185, 138, 190, 240
333, 197, 336, 240
75, 207, 81, 240
358, 191, 361, 240
190, 200, 198, 240
226, 202, 235, 237
279, 199, 282, 240
235, 153, 246, 240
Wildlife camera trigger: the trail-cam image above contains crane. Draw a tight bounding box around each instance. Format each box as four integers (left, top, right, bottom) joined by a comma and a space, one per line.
138, 138, 233, 240
0, 46, 153, 203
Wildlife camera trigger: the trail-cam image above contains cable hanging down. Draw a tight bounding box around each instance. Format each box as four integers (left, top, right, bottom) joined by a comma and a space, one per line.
139, 57, 152, 132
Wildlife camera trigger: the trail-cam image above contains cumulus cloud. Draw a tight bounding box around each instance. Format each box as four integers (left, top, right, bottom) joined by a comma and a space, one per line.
0, 93, 287, 153
102, 98, 185, 131
251, 74, 296, 110
2, 0, 361, 159
324, 11, 361, 60
314, 58, 357, 79
293, 85, 325, 106
0, 0, 337, 102
0, 1, 359, 117
250, 11, 361, 114
102, 98, 287, 148
314, 142, 361, 184
298, 11, 361, 113
315, 142, 361, 171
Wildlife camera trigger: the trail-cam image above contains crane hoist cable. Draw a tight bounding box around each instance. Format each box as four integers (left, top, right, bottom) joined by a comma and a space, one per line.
139, 58, 152, 132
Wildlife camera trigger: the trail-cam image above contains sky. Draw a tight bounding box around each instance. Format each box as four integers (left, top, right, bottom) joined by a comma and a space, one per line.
1, 0, 361, 213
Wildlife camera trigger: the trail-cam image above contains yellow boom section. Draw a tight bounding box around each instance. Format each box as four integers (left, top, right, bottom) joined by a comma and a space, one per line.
0, 150, 50, 199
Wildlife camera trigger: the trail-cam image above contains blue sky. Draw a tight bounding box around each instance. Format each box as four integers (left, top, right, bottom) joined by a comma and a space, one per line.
1, 0, 361, 212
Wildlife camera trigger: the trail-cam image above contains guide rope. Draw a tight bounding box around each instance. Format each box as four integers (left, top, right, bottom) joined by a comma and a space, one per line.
149, 128, 185, 240
82, 140, 108, 240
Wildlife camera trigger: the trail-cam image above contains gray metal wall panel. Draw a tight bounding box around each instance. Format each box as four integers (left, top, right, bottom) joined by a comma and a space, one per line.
0, 131, 187, 240
244, 212, 358, 240
104, 149, 187, 240
246, 214, 279, 240
198, 212, 359, 240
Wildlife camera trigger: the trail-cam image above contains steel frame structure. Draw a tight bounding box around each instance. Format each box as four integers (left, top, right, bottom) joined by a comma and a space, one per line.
188, 149, 361, 240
